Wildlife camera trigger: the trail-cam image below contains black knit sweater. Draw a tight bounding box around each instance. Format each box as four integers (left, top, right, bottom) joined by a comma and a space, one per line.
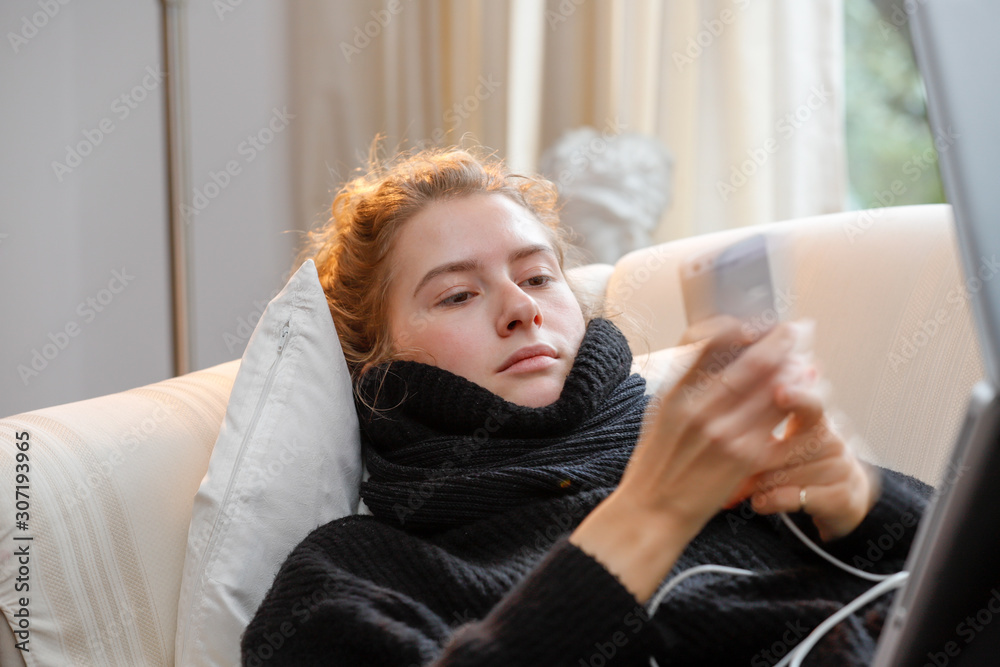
242, 319, 932, 666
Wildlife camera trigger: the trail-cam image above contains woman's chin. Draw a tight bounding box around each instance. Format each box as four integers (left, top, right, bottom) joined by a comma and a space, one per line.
497, 377, 565, 408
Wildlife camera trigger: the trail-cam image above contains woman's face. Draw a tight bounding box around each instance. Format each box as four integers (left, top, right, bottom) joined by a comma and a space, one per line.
385, 193, 586, 408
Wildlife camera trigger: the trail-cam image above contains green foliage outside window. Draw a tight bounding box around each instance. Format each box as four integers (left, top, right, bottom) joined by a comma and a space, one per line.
844, 0, 946, 210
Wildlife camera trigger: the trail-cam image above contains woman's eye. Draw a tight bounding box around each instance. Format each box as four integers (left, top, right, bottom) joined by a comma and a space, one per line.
522, 275, 552, 288
439, 291, 473, 306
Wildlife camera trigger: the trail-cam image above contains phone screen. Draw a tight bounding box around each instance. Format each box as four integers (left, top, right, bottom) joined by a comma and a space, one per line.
680, 233, 776, 326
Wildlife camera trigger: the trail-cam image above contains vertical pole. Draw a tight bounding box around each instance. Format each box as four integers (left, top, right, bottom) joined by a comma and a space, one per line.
160, 0, 192, 376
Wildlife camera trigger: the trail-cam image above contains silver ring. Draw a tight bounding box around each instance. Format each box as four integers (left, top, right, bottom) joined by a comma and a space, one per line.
799, 487, 808, 512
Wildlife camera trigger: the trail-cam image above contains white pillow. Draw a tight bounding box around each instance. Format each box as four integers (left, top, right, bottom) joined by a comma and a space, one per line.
175, 259, 362, 667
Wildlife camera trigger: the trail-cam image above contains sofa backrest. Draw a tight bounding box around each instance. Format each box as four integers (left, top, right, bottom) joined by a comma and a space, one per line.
603, 203, 984, 486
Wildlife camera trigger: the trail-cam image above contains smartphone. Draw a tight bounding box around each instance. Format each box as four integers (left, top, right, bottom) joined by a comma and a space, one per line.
680, 233, 776, 327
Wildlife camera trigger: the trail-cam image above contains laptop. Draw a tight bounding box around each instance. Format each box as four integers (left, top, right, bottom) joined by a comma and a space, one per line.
871, 1, 1000, 664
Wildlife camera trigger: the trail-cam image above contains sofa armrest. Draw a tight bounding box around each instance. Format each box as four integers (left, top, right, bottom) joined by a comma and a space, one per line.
0, 613, 25, 667
0, 360, 239, 666
604, 204, 984, 486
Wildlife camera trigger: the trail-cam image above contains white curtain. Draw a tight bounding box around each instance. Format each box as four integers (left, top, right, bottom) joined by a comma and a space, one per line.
648, 1, 847, 241
289, 0, 845, 242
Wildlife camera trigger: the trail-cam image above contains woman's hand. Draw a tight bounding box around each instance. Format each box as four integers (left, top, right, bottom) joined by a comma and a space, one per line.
619, 320, 815, 534
733, 379, 882, 542
571, 319, 813, 601
679, 317, 880, 541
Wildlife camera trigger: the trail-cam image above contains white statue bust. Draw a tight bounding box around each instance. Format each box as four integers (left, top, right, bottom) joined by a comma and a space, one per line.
539, 128, 673, 265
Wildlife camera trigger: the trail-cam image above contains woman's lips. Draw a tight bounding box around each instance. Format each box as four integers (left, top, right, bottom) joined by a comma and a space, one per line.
502, 355, 558, 374
498, 345, 558, 373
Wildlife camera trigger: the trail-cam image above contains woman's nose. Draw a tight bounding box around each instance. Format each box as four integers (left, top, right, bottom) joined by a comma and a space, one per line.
497, 283, 542, 334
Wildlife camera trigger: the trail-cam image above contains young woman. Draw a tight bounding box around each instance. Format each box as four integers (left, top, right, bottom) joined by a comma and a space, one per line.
241, 147, 931, 666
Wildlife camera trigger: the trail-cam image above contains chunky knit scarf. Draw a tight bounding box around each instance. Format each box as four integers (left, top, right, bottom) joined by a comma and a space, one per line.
356, 318, 650, 532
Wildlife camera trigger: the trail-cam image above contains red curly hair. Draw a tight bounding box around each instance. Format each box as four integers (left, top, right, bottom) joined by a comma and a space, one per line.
296, 145, 577, 383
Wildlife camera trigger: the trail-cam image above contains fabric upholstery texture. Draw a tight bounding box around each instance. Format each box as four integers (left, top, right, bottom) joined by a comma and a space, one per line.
0, 360, 239, 667
630, 342, 705, 397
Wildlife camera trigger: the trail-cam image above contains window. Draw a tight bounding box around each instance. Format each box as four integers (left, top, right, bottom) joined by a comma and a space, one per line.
844, 0, 946, 210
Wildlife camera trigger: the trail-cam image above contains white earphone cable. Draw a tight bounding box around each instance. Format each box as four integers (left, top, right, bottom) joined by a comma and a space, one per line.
645, 511, 909, 667
777, 512, 895, 582
645, 564, 756, 617
772, 571, 910, 667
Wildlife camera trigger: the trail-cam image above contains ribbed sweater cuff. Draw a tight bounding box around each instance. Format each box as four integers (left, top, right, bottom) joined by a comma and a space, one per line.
792, 466, 931, 575
435, 538, 652, 666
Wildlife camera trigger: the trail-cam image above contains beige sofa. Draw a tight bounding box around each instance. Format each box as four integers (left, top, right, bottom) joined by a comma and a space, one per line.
0, 203, 982, 666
